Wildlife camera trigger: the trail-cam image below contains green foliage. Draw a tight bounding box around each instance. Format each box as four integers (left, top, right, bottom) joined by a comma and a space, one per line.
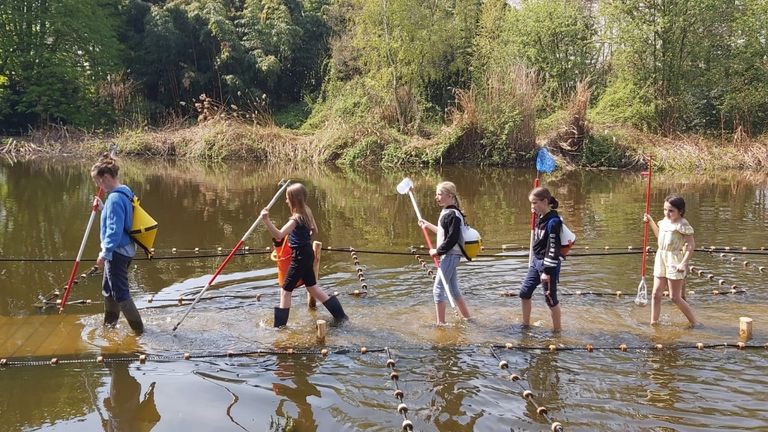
501, 0, 600, 104
581, 132, 629, 168
0, 0, 121, 129
591, 79, 658, 132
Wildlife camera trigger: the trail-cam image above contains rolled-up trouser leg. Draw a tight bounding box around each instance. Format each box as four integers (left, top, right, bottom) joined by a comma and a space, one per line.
104, 294, 120, 327
119, 298, 144, 335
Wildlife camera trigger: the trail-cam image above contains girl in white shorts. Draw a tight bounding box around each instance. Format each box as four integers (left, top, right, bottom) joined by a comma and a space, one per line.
644, 195, 697, 326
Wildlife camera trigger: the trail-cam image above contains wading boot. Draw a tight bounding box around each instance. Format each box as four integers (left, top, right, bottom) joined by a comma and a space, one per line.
119, 299, 144, 335
322, 296, 348, 323
104, 311, 120, 328
274, 307, 290, 328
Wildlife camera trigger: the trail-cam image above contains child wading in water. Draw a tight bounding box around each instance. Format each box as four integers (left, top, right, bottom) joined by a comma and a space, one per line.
644, 195, 697, 326
418, 181, 471, 325
91, 153, 144, 335
261, 183, 348, 327
520, 187, 563, 332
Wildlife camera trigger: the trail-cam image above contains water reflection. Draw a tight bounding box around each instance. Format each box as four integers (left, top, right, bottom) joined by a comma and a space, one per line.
271, 355, 321, 431
102, 363, 160, 432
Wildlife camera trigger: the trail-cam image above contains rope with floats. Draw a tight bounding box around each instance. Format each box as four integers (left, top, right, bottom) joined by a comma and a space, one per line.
490, 345, 564, 432
2, 342, 767, 369
2, 244, 767, 263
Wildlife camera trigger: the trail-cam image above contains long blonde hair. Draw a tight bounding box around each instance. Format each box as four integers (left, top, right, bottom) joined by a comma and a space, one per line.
436, 181, 461, 209
286, 183, 317, 234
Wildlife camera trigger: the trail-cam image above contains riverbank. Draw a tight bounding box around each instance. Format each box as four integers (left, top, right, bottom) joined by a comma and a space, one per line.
1, 120, 766, 171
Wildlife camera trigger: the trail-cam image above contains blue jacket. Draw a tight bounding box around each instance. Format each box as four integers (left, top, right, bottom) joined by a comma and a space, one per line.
100, 185, 135, 260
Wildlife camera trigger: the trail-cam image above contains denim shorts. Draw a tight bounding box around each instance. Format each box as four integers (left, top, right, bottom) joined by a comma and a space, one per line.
519, 257, 560, 308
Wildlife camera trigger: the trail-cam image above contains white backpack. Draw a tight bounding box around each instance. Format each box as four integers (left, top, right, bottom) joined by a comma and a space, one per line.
451, 209, 482, 260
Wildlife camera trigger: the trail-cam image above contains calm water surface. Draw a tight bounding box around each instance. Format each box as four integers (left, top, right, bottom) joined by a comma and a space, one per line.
1, 159, 767, 431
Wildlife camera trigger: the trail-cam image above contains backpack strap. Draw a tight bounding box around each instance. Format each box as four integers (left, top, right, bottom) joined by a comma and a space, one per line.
451, 208, 472, 261
110, 189, 135, 235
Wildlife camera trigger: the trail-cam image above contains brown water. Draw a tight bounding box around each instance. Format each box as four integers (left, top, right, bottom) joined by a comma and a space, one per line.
1, 158, 767, 431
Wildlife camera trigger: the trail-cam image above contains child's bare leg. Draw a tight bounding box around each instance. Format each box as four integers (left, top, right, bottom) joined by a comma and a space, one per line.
279, 288, 293, 309
650, 277, 665, 324
306, 285, 329, 303
668, 279, 697, 325
521, 299, 532, 326
435, 301, 447, 324
455, 297, 470, 319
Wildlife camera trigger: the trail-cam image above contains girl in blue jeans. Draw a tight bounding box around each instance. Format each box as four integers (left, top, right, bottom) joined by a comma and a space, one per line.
91, 153, 144, 335
418, 181, 471, 325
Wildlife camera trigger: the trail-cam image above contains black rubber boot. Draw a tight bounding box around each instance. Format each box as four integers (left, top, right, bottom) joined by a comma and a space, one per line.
119, 299, 144, 335
322, 296, 348, 322
104, 295, 120, 327
274, 307, 290, 328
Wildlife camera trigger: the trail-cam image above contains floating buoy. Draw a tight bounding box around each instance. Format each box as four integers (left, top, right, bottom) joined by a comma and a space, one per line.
397, 403, 408, 414
743, 261, 750, 267
394, 389, 404, 399
50, 358, 59, 365
586, 344, 593, 352
321, 349, 328, 357
352, 290, 361, 296
696, 343, 704, 350
737, 342, 746, 350
148, 295, 154, 303
505, 342, 514, 349
712, 289, 720, 295
0, 359, 6, 366
401, 419, 413, 431
360, 284, 368, 290
183, 353, 191, 360
688, 290, 695, 296
177, 298, 183, 305
615, 291, 622, 297
537, 406, 548, 415
604, 246, 610, 250
707, 274, 715, 280
619, 344, 627, 352
256, 293, 262, 301
654, 344, 663, 350
730, 257, 737, 262
387, 359, 396, 368
172, 248, 177, 253
548, 344, 557, 352
759, 266, 766, 273
627, 246, 633, 250
523, 390, 534, 399
718, 279, 726, 286
390, 371, 399, 380
194, 247, 199, 253
551, 422, 563, 432
499, 360, 508, 369
360, 347, 368, 354
139, 354, 147, 364
510, 374, 520, 381
96, 356, 104, 363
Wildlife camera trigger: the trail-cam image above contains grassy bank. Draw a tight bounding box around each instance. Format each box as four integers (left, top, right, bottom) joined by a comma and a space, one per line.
2, 119, 767, 172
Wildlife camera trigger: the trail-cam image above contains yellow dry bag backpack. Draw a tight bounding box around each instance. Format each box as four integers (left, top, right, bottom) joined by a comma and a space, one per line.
452, 209, 482, 261
114, 189, 159, 258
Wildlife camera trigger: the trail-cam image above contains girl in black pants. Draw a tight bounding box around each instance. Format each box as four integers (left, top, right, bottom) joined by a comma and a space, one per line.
260, 183, 348, 327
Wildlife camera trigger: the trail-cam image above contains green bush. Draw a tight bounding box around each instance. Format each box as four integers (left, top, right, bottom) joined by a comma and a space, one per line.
581, 132, 628, 167
591, 79, 657, 132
